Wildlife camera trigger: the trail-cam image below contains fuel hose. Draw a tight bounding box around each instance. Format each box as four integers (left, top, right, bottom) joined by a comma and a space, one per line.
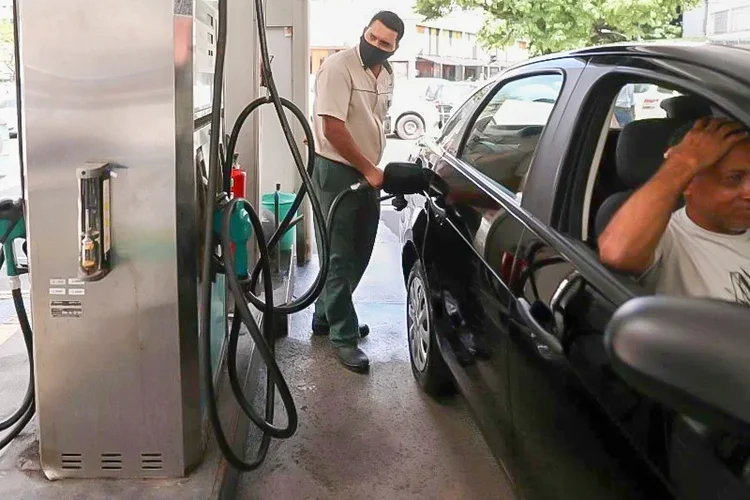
199, 0, 337, 471
0, 234, 34, 451
201, 0, 435, 471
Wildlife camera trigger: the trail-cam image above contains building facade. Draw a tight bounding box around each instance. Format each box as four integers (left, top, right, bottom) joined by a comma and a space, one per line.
308, 0, 528, 81
683, 0, 750, 45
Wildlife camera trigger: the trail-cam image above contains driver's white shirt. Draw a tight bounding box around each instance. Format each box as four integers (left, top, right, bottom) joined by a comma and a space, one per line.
641, 208, 750, 305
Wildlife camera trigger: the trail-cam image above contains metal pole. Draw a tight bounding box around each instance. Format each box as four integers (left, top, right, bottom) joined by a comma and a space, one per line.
274, 182, 281, 273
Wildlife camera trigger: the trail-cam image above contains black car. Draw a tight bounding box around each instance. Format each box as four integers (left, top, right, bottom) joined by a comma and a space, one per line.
398, 43, 750, 500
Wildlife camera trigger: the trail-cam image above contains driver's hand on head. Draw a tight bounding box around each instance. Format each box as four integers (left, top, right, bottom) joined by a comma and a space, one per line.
665, 117, 748, 172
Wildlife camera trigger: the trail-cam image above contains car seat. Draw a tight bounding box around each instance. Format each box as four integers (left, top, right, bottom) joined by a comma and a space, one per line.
594, 118, 687, 238
660, 95, 712, 121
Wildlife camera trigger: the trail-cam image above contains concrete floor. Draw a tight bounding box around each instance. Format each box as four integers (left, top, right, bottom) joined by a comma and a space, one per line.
236, 212, 513, 500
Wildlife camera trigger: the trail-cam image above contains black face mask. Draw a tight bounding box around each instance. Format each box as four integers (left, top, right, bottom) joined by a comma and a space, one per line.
359, 35, 394, 68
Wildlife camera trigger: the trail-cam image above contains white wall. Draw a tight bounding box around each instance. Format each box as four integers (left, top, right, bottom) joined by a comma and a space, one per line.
259, 0, 309, 198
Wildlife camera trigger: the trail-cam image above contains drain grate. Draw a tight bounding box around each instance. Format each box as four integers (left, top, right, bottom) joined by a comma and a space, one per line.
141, 452, 163, 471
60, 453, 82, 470
100, 453, 123, 471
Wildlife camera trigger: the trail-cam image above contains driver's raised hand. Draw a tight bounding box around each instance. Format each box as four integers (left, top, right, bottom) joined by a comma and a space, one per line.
664, 117, 748, 174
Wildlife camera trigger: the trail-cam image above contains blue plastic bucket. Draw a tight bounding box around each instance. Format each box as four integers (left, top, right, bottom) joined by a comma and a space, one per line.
261, 192, 297, 251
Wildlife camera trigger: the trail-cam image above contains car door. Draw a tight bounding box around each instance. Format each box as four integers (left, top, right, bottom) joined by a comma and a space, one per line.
423, 61, 583, 467
508, 226, 671, 499
504, 54, 750, 500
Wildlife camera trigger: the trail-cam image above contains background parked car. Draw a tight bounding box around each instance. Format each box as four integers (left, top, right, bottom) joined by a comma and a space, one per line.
426, 80, 480, 124
0, 94, 17, 139
634, 83, 680, 120
386, 87, 440, 141
0, 117, 10, 179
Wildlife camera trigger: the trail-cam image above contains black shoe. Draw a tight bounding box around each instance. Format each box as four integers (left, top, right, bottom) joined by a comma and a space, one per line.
312, 321, 370, 339
335, 347, 370, 373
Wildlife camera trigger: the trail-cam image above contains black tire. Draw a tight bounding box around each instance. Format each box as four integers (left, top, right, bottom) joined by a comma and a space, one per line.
406, 261, 454, 396
395, 113, 425, 141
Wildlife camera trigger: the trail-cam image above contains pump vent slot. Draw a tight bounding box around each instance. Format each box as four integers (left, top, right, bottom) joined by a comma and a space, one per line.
100, 453, 123, 470
141, 453, 163, 471
61, 453, 82, 470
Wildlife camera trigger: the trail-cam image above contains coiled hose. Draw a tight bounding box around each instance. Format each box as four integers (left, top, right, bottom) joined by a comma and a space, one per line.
199, 0, 347, 471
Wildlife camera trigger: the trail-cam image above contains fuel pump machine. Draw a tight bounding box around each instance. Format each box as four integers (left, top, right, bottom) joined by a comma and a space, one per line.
9, 0, 433, 480
17, 0, 221, 478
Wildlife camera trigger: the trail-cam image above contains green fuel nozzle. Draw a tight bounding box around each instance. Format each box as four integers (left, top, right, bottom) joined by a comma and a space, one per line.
0, 199, 27, 280
213, 196, 252, 278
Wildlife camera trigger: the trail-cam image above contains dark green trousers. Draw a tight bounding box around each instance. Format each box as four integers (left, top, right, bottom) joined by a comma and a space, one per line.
312, 155, 380, 348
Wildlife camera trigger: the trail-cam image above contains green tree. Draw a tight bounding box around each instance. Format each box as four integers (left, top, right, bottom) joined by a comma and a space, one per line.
414, 0, 699, 56
0, 18, 14, 81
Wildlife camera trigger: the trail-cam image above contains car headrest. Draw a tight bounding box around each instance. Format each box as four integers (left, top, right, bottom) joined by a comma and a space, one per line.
660, 95, 712, 121
615, 118, 685, 188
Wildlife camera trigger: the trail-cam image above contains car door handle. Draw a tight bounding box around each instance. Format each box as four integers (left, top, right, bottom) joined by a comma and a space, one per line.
516, 297, 563, 356
550, 271, 584, 315
427, 195, 447, 218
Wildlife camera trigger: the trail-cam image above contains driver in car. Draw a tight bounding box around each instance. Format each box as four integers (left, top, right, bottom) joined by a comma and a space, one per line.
599, 118, 750, 305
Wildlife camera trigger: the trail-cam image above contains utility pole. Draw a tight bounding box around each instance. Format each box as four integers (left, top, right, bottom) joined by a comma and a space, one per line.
703, 0, 710, 36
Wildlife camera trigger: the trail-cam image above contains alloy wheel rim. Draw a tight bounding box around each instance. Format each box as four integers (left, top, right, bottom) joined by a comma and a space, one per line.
408, 274, 430, 372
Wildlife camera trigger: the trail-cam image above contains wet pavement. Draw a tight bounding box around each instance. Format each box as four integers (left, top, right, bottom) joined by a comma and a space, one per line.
236, 211, 513, 499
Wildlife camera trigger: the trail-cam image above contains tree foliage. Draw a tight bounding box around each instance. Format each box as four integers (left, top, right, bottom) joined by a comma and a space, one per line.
414, 0, 700, 55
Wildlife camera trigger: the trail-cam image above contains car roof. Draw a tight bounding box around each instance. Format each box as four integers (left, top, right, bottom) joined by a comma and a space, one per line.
508, 41, 750, 85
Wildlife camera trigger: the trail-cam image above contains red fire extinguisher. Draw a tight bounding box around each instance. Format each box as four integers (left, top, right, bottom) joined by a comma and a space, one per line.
229, 153, 246, 199
229, 153, 247, 259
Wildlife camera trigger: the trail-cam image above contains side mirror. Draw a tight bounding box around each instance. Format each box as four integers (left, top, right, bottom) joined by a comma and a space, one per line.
605, 296, 750, 437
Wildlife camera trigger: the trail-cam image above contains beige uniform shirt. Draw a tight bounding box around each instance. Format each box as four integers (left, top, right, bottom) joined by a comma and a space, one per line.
312, 45, 393, 167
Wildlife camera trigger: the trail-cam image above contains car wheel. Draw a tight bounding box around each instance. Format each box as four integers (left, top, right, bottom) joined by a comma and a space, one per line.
396, 114, 425, 141
407, 261, 453, 396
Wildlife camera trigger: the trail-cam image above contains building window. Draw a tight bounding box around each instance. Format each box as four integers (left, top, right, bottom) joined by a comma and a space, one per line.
416, 25, 426, 34
732, 6, 750, 32
518, 40, 528, 50
713, 10, 729, 34
429, 28, 440, 55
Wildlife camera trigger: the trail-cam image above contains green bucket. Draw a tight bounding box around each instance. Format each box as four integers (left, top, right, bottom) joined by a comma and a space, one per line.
261, 192, 297, 251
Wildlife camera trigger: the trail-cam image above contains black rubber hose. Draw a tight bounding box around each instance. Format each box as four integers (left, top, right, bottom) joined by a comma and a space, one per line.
199, 0, 284, 471
197, 0, 249, 470
0, 250, 31, 432
239, 0, 332, 316
0, 287, 35, 450
223, 96, 321, 310
200, 0, 301, 470
220, 197, 297, 439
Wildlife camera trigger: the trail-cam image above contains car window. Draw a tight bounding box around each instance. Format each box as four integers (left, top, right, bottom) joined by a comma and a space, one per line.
437, 81, 493, 156
460, 73, 564, 196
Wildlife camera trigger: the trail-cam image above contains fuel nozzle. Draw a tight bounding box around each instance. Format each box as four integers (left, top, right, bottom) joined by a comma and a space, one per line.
382, 161, 432, 196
